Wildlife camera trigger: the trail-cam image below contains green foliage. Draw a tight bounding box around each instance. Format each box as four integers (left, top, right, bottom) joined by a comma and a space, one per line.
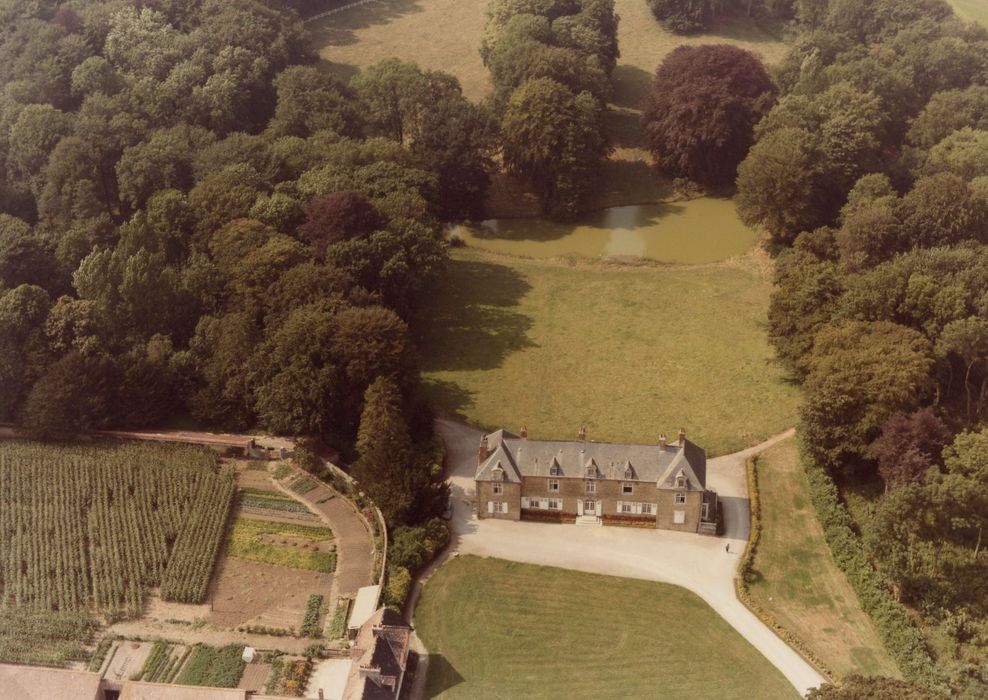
647, 0, 711, 34
132, 641, 169, 681
300, 594, 324, 637
88, 635, 116, 672
0, 610, 97, 666
174, 644, 246, 688
0, 442, 233, 616
806, 675, 947, 699
385, 566, 412, 610
328, 598, 351, 640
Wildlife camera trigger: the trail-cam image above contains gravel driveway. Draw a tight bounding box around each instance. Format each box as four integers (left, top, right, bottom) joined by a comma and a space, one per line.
432, 418, 823, 697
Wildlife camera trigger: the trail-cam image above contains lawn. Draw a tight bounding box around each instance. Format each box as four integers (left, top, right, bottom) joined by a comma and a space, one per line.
949, 0, 988, 28
415, 556, 800, 699
415, 248, 800, 456
309, 0, 790, 214
747, 438, 900, 678
227, 518, 336, 572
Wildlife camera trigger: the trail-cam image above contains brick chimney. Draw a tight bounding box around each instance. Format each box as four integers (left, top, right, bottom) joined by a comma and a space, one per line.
478, 435, 489, 465
678, 427, 686, 446
521, 425, 528, 439
578, 426, 587, 442
659, 433, 667, 450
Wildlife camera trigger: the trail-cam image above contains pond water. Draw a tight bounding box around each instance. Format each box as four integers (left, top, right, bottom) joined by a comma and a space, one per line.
449, 198, 759, 264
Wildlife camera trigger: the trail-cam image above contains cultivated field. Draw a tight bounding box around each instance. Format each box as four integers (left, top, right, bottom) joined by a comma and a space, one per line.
0, 441, 234, 616
415, 556, 800, 699
747, 438, 900, 678
416, 248, 800, 456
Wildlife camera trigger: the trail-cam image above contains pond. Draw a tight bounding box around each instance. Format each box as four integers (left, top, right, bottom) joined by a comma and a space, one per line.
448, 198, 760, 264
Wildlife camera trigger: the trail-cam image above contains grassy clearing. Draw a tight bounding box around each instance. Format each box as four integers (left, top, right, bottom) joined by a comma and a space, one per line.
748, 438, 899, 678
416, 248, 799, 455
309, 0, 789, 215
227, 518, 336, 572
949, 0, 988, 28
415, 555, 799, 699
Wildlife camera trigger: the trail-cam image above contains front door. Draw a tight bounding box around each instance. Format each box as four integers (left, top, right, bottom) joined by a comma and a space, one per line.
584, 499, 596, 515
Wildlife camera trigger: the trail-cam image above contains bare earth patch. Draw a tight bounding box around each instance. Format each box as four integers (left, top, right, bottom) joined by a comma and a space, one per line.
237, 662, 271, 692
207, 558, 332, 630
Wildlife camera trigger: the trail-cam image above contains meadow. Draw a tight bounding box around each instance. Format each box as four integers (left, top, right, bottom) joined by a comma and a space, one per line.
310, 0, 790, 214
747, 438, 900, 678
949, 0, 988, 28
416, 248, 800, 455
415, 556, 800, 699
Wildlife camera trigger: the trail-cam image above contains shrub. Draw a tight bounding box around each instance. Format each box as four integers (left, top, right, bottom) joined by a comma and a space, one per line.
299, 594, 324, 637
385, 566, 412, 609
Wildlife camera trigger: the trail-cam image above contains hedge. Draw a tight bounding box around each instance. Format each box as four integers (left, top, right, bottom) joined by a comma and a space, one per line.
797, 436, 945, 691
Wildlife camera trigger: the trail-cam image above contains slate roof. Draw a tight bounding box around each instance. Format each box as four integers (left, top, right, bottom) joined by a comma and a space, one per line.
343, 607, 412, 700
476, 431, 708, 490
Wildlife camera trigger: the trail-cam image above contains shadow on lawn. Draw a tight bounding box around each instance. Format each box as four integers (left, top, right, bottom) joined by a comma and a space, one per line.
307, 0, 425, 49
416, 258, 536, 373
424, 654, 465, 697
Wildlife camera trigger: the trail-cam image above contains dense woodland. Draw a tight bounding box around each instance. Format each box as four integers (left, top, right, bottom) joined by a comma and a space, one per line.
719, 0, 988, 694
0, 0, 502, 526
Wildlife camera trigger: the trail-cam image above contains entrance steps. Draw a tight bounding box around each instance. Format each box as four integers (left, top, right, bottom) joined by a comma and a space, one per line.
575, 515, 602, 527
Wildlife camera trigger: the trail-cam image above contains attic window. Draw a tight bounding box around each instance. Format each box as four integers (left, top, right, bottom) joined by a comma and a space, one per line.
549, 462, 562, 476
585, 465, 596, 478
623, 465, 634, 480
492, 465, 504, 482
675, 474, 686, 488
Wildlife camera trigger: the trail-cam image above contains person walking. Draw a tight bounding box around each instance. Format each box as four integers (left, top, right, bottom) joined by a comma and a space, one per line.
725, 542, 730, 553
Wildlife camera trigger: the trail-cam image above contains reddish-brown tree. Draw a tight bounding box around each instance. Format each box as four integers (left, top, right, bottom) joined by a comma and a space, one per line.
297, 191, 385, 258
868, 407, 953, 491
642, 44, 775, 186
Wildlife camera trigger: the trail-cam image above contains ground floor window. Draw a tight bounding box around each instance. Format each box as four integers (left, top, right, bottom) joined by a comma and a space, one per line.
617, 501, 657, 516
488, 501, 508, 514
673, 510, 686, 524
641, 503, 655, 515
548, 499, 562, 510
524, 497, 546, 509
701, 502, 710, 520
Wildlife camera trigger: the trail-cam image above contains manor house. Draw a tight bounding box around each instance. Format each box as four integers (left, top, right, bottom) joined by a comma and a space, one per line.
475, 427, 718, 534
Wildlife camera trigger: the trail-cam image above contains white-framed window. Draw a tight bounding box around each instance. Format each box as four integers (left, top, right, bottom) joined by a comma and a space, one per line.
675, 492, 686, 504
487, 501, 508, 514
585, 480, 596, 493
621, 502, 633, 514
622, 482, 633, 494
550, 462, 562, 476
548, 479, 559, 492
524, 497, 546, 510
673, 510, 686, 524
493, 482, 503, 495
548, 499, 561, 510
702, 502, 710, 520
676, 475, 685, 488
641, 503, 655, 515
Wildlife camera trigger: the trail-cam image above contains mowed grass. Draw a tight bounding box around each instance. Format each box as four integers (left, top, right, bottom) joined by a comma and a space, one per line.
415, 248, 800, 456
309, 0, 790, 214
949, 0, 988, 28
747, 438, 900, 678
415, 556, 800, 700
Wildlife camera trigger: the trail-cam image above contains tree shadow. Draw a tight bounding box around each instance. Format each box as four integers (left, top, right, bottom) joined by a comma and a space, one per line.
414, 258, 536, 373
611, 64, 653, 111
704, 15, 787, 47
420, 378, 475, 421
306, 0, 426, 49
424, 654, 465, 697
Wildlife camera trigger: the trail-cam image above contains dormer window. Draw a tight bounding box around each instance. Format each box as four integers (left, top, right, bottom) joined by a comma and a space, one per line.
549, 461, 562, 476
623, 463, 634, 480
586, 465, 596, 478
675, 469, 686, 489
492, 464, 504, 482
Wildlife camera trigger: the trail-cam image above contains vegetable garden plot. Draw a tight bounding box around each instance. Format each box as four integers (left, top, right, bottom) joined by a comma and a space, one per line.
0, 441, 235, 618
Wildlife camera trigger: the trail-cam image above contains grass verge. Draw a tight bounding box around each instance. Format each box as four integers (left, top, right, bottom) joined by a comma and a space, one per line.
415, 555, 799, 699
744, 439, 900, 678
227, 518, 336, 572
416, 248, 799, 456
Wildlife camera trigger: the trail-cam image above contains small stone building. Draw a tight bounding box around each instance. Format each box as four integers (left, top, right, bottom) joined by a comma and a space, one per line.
475, 427, 718, 534
342, 608, 412, 700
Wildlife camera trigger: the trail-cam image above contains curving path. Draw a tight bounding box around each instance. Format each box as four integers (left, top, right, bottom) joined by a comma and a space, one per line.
419, 419, 823, 697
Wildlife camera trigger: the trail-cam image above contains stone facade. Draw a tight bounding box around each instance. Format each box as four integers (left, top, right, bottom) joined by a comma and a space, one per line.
474, 428, 718, 534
